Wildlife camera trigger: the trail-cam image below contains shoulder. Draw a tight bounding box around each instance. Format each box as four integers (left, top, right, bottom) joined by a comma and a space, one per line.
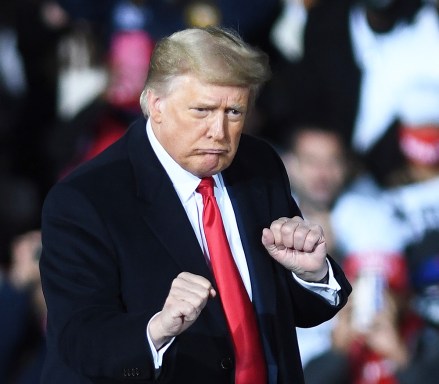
225, 133, 292, 197
232, 134, 285, 174
59, 117, 148, 186
44, 119, 143, 210
236, 133, 282, 162
59, 141, 131, 195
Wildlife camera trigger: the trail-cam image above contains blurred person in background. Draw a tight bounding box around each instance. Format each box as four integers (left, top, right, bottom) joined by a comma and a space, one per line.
331, 73, 439, 307
282, 126, 351, 263
48, 25, 154, 178
379, 82, 439, 283
378, 83, 439, 384
256, 0, 321, 143
0, 230, 46, 383
0, 175, 40, 267
395, 232, 439, 384
320, 77, 439, 383
304, 252, 422, 384
0, 262, 30, 382
270, 0, 320, 63
281, 125, 353, 367
13, 0, 70, 199
0, 0, 27, 174
385, 81, 439, 187
264, 0, 439, 186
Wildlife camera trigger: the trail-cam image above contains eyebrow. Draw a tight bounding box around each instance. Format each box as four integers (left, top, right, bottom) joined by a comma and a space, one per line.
190, 101, 246, 110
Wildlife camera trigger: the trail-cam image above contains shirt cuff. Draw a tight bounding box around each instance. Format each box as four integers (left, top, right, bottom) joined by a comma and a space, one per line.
292, 259, 341, 306
146, 312, 175, 369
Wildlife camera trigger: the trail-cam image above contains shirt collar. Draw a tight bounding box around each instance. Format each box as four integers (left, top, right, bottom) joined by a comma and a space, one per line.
146, 119, 224, 203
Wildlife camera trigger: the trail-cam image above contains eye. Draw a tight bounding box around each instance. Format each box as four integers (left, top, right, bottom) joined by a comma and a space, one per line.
190, 107, 209, 117
226, 108, 244, 121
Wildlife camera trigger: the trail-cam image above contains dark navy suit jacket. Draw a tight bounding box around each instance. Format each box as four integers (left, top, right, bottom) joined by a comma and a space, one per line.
40, 118, 351, 383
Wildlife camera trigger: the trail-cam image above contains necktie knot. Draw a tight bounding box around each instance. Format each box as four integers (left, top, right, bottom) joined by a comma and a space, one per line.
196, 177, 214, 197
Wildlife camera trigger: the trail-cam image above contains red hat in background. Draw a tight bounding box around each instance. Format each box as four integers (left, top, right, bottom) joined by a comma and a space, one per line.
343, 251, 409, 293
399, 124, 439, 166
398, 81, 439, 166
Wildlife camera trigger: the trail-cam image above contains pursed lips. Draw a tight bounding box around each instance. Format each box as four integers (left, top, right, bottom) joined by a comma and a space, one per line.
199, 148, 228, 154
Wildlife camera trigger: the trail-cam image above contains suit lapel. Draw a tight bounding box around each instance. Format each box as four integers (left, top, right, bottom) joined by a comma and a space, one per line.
127, 118, 212, 279
223, 163, 277, 314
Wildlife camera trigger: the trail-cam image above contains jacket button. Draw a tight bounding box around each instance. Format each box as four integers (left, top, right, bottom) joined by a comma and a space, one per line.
123, 368, 140, 377
220, 357, 233, 370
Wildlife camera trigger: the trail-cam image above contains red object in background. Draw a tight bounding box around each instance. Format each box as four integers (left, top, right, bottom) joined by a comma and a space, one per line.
59, 30, 155, 179
399, 124, 439, 166
343, 252, 409, 294
105, 30, 155, 110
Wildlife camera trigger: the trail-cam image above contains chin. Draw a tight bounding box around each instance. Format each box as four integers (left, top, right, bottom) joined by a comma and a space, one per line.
201, 159, 230, 176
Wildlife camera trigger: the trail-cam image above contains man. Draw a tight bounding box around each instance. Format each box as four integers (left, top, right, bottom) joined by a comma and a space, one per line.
282, 126, 349, 262
40, 26, 351, 383
281, 126, 350, 368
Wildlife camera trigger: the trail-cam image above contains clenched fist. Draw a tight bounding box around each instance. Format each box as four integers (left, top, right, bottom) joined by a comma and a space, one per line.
261, 216, 328, 282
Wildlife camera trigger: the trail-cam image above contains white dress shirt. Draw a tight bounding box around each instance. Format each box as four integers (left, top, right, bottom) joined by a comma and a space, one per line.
144, 120, 340, 367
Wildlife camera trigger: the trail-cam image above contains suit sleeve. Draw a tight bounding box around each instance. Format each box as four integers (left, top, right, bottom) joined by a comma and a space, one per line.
265, 139, 352, 327
230, 136, 352, 331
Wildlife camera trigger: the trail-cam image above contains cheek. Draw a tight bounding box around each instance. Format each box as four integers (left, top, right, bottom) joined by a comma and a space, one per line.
170, 130, 205, 163
158, 128, 191, 163
168, 135, 192, 159
226, 134, 241, 163
164, 115, 199, 145
229, 125, 243, 146
327, 165, 346, 183
333, 170, 346, 184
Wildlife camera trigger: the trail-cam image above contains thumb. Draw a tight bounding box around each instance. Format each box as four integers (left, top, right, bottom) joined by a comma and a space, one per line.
261, 228, 276, 253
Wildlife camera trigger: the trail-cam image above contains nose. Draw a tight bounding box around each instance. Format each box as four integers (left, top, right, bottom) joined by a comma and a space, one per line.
207, 112, 226, 140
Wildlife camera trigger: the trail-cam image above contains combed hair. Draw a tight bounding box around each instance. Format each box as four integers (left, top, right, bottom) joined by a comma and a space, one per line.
140, 26, 271, 115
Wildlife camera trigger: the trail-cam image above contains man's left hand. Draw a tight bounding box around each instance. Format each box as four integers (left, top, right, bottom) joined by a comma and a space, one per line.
261, 216, 328, 282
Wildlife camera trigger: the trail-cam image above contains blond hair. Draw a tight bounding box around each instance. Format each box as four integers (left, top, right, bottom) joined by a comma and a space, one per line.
140, 26, 270, 115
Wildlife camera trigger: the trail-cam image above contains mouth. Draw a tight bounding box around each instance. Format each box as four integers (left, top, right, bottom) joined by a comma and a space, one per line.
199, 149, 228, 155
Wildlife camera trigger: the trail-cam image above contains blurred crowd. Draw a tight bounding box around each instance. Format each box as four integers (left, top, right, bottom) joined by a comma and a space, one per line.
1, 0, 439, 382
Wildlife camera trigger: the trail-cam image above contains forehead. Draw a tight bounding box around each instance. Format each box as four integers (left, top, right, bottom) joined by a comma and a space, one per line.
167, 74, 250, 103
295, 131, 343, 152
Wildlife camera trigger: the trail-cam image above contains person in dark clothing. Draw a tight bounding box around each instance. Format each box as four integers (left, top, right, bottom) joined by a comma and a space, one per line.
40, 25, 351, 383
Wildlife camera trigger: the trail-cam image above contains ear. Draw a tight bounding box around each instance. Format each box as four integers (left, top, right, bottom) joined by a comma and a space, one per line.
146, 89, 163, 123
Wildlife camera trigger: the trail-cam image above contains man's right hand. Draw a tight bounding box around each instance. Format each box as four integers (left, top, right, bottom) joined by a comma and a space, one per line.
148, 272, 216, 350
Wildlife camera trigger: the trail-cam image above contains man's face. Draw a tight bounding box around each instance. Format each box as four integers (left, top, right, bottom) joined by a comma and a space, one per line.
147, 75, 250, 178
286, 131, 347, 209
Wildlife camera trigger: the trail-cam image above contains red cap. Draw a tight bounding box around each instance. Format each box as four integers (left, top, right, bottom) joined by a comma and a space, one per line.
344, 251, 409, 293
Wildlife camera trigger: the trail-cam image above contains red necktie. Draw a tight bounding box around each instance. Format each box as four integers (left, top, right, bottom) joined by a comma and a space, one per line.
196, 177, 267, 384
